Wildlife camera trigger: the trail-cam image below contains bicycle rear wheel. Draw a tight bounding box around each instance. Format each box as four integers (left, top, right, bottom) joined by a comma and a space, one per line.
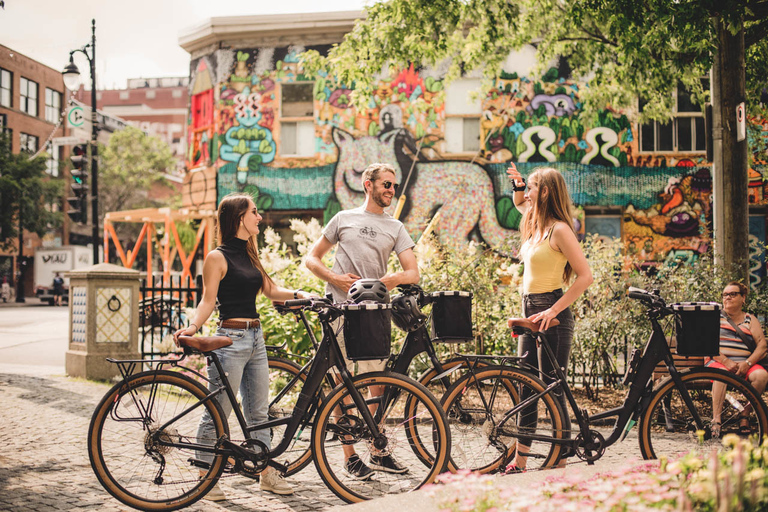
88, 371, 228, 511
311, 372, 450, 503
639, 367, 768, 460
440, 366, 566, 473
267, 356, 314, 476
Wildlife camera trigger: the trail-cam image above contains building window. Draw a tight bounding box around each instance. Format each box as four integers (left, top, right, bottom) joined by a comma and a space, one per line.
45, 141, 60, 177
19, 132, 38, 153
45, 88, 62, 124
639, 81, 709, 153
19, 77, 38, 116
172, 90, 183, 99
145, 90, 156, 99
444, 79, 482, 153
119, 91, 129, 100
280, 82, 314, 157
0, 68, 11, 108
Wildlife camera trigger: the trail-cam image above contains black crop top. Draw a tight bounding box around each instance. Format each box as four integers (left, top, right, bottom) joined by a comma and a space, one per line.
216, 237, 263, 320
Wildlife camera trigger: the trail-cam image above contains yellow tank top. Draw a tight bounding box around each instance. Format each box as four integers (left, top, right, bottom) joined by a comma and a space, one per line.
521, 224, 568, 294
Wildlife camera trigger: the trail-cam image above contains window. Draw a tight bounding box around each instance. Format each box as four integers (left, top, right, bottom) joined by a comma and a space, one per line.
0, 68, 11, 108
119, 91, 129, 100
280, 82, 314, 157
19, 132, 38, 153
45, 141, 60, 177
172, 90, 183, 99
145, 90, 156, 99
45, 88, 62, 123
639, 80, 709, 153
19, 77, 38, 116
444, 79, 482, 153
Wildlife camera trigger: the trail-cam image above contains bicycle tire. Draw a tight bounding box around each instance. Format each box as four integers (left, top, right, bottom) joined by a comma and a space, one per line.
405, 357, 491, 466
638, 367, 768, 460
267, 356, 314, 476
311, 372, 451, 503
88, 370, 229, 511
439, 365, 566, 473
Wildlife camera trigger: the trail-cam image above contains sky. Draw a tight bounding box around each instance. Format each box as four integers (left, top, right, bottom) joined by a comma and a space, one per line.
0, 0, 368, 90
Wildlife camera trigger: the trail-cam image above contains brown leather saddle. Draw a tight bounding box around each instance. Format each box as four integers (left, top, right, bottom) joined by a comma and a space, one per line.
176, 335, 232, 353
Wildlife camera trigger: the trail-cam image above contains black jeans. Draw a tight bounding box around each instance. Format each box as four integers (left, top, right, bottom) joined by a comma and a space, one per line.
518, 289, 574, 437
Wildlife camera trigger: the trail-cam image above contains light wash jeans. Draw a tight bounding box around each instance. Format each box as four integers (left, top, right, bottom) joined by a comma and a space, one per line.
196, 325, 270, 463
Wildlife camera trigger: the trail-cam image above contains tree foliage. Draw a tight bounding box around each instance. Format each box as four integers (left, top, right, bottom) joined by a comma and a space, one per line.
303, 0, 768, 119
0, 134, 64, 250
97, 126, 176, 217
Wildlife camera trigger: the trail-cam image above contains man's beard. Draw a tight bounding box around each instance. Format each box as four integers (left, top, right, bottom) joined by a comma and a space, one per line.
372, 189, 392, 208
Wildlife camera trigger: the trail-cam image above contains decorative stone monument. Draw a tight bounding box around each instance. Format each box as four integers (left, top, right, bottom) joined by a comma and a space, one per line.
65, 263, 141, 380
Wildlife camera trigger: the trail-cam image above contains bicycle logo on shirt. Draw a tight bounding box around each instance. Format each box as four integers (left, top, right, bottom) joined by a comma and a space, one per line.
359, 226, 377, 238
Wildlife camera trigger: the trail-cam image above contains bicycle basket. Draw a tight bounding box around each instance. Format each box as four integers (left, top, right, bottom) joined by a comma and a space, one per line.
427, 291, 473, 343
671, 302, 721, 356
341, 303, 393, 360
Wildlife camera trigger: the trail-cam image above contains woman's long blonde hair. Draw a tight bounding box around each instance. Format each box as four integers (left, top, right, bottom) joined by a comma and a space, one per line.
520, 167, 576, 283
216, 193, 275, 292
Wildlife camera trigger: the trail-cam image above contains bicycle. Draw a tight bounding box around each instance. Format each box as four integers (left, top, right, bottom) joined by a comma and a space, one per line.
437, 286, 768, 473
87, 296, 451, 510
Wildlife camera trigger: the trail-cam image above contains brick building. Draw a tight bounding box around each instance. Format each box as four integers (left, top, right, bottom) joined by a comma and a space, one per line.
0, 44, 69, 296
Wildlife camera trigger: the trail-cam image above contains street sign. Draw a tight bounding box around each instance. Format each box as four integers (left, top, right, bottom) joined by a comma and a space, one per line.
68, 106, 85, 127
52, 136, 87, 146
736, 102, 746, 142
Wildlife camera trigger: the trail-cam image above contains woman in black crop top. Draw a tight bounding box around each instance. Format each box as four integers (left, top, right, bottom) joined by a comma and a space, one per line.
173, 193, 310, 500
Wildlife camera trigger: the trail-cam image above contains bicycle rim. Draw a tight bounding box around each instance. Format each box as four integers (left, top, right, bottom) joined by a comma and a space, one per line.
267, 356, 314, 476
441, 366, 565, 473
311, 372, 450, 503
639, 368, 768, 460
88, 371, 228, 511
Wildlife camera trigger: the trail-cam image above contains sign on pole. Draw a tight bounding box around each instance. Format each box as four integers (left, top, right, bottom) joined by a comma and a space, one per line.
52, 136, 86, 146
68, 106, 85, 128
736, 102, 746, 142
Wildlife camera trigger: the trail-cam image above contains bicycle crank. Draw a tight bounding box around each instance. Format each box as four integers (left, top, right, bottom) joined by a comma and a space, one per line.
574, 430, 606, 463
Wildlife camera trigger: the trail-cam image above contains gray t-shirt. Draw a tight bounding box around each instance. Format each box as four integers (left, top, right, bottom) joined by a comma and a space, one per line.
322, 206, 415, 302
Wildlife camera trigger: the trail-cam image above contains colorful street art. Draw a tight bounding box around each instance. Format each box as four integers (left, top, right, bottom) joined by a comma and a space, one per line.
187, 45, 768, 279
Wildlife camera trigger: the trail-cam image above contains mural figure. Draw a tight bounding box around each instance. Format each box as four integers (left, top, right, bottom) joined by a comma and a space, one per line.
518, 126, 558, 162
219, 87, 276, 184
581, 127, 620, 167
332, 127, 515, 251
526, 93, 577, 117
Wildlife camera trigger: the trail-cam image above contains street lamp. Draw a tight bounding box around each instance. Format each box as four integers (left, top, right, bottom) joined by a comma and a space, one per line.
63, 19, 100, 265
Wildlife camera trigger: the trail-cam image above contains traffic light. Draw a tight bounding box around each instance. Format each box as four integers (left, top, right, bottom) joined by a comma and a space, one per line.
67, 143, 88, 224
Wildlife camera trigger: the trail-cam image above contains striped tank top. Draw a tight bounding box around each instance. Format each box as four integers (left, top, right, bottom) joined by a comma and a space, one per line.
719, 314, 755, 362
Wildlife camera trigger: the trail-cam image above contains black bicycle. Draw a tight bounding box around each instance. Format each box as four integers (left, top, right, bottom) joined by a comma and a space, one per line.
437, 286, 768, 473
87, 297, 451, 510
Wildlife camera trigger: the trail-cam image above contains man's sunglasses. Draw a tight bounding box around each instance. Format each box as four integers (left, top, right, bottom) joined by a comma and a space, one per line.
382, 181, 400, 192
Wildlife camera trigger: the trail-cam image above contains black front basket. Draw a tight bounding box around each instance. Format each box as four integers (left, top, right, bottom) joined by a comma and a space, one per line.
341, 303, 392, 361
671, 302, 721, 356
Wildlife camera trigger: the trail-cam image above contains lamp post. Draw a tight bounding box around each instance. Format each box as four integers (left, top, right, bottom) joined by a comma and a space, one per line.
63, 19, 99, 265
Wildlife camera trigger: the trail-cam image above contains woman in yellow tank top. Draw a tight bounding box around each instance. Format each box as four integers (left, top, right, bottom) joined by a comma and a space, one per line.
503, 164, 593, 473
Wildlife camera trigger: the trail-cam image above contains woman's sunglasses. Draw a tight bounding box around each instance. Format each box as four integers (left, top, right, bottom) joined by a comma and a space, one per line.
382, 181, 400, 192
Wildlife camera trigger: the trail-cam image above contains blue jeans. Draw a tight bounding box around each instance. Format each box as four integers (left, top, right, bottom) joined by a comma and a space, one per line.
518, 289, 574, 437
196, 326, 270, 463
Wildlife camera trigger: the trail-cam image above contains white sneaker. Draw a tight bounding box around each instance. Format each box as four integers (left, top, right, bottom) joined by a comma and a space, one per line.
202, 481, 227, 502
260, 469, 294, 495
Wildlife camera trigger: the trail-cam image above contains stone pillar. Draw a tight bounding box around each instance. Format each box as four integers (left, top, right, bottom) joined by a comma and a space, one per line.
65, 263, 141, 380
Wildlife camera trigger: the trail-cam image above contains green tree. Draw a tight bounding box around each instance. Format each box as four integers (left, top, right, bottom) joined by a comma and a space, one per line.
98, 126, 177, 217
304, 0, 768, 277
0, 133, 64, 250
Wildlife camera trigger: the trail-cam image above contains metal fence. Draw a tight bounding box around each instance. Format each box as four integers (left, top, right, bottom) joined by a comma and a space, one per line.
139, 275, 202, 358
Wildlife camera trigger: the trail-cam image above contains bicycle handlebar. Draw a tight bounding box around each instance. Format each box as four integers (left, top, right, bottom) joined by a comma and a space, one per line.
627, 286, 671, 312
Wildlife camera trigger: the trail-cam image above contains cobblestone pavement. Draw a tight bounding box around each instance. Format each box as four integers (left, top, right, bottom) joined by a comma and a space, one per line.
0, 363, 649, 512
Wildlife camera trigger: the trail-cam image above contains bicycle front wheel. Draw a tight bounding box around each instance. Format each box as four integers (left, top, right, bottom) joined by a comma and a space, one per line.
88, 371, 229, 511
639, 367, 768, 460
440, 366, 566, 473
311, 372, 451, 503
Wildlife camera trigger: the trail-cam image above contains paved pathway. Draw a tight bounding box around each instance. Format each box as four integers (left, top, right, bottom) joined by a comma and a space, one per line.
0, 361, 650, 512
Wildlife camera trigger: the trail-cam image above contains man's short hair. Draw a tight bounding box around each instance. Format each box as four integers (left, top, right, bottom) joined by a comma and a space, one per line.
361, 163, 396, 191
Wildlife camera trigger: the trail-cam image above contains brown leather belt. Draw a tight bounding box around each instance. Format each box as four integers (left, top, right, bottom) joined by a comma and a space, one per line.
219, 318, 261, 329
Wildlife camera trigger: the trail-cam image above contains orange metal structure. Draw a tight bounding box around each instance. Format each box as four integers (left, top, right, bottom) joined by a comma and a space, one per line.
103, 207, 216, 287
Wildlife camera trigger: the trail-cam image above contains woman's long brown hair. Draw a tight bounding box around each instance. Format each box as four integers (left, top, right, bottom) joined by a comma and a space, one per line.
216, 193, 275, 293
519, 167, 576, 283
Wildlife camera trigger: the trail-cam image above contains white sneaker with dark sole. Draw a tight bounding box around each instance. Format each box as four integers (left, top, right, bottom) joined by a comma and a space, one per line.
202, 482, 227, 501
343, 454, 374, 480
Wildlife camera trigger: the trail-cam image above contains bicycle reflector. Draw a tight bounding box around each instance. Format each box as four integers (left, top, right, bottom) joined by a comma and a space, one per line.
391, 294, 427, 332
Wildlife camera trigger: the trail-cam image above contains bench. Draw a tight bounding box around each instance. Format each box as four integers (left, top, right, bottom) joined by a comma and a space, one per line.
652, 337, 706, 382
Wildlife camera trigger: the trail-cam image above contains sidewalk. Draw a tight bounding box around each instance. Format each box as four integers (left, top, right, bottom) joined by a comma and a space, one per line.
0, 362, 648, 511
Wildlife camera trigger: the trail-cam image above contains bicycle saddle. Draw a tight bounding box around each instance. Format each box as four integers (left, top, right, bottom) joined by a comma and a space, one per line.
177, 335, 233, 352
507, 318, 560, 333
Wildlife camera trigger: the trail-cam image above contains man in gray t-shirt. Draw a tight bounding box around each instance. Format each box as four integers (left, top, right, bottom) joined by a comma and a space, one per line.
305, 162, 418, 478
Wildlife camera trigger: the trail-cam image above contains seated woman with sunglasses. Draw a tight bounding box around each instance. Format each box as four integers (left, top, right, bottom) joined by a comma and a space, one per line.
707, 281, 768, 436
